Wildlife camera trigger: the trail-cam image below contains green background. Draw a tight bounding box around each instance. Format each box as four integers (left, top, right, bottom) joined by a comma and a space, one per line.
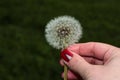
0, 0, 120, 80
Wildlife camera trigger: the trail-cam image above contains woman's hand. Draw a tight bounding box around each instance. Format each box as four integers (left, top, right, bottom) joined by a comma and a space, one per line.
60, 42, 120, 80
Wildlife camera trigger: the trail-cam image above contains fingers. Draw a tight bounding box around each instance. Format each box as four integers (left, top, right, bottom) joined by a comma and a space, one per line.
60, 56, 103, 66
61, 49, 93, 78
68, 42, 117, 60
82, 56, 103, 65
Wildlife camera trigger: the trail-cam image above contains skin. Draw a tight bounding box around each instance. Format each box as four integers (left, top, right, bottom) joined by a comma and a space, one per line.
60, 42, 120, 80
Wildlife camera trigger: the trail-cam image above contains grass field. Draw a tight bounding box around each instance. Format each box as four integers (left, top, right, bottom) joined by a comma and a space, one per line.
0, 0, 120, 80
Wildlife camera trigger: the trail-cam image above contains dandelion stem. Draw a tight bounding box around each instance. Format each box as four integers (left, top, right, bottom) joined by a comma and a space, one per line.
62, 40, 68, 80
64, 65, 68, 80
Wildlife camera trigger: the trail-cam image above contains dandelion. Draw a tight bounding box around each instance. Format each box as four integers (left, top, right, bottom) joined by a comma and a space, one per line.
45, 15, 82, 49
45, 15, 83, 80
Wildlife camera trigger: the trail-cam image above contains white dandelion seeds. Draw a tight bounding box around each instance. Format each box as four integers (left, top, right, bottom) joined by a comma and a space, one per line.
45, 15, 82, 49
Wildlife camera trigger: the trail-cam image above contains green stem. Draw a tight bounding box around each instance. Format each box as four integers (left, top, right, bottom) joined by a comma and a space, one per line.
61, 38, 68, 80
64, 65, 68, 80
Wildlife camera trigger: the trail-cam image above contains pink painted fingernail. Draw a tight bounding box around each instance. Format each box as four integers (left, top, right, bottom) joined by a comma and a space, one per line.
60, 49, 73, 62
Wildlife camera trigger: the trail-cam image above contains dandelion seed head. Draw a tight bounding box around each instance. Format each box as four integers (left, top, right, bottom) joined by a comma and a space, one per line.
45, 16, 82, 49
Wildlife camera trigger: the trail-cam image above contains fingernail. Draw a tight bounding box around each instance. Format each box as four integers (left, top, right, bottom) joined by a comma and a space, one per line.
60, 49, 73, 62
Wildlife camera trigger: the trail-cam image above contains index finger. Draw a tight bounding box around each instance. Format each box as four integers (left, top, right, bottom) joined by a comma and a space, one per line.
67, 42, 117, 60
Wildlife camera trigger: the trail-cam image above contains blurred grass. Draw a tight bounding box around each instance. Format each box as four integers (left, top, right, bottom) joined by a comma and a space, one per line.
0, 0, 120, 80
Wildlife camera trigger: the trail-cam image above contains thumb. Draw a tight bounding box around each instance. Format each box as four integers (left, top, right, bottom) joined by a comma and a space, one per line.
61, 49, 92, 78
